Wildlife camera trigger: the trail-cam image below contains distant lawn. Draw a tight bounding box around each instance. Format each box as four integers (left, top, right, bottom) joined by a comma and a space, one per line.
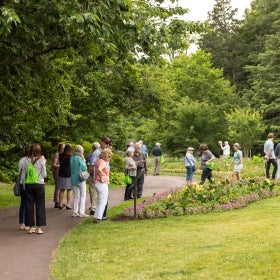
0, 182, 55, 208
51, 196, 280, 280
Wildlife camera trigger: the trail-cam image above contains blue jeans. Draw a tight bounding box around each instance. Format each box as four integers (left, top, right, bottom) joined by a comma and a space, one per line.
19, 184, 26, 224
186, 166, 194, 181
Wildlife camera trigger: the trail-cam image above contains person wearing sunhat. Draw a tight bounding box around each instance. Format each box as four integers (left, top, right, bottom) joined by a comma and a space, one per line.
152, 142, 163, 175
90, 136, 112, 220
185, 147, 196, 186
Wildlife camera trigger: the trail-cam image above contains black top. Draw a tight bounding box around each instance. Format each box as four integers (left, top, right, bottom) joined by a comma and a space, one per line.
58, 153, 71, 177
152, 147, 162, 157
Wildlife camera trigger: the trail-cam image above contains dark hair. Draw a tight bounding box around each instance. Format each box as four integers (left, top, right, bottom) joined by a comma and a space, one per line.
63, 144, 72, 155
57, 143, 64, 152
28, 143, 42, 158
24, 145, 31, 156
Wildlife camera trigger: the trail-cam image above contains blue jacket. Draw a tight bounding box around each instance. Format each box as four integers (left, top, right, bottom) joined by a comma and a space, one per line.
70, 155, 87, 185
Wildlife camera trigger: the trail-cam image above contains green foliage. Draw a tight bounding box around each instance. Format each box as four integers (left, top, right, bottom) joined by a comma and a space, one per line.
225, 108, 265, 157
199, 0, 241, 84
110, 153, 124, 173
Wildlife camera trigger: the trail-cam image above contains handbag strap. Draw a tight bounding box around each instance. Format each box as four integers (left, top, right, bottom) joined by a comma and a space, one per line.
185, 155, 194, 166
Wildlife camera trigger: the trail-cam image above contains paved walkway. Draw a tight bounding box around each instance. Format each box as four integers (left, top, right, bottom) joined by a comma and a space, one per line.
0, 175, 185, 280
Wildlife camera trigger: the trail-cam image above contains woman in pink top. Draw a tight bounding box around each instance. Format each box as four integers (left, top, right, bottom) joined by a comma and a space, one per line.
94, 148, 112, 223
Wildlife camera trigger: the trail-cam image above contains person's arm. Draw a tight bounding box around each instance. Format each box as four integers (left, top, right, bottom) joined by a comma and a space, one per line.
52, 154, 59, 169
239, 151, 243, 164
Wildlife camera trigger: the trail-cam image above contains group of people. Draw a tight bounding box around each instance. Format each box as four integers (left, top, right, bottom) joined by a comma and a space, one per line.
184, 142, 243, 186
18, 136, 114, 233
123, 140, 164, 200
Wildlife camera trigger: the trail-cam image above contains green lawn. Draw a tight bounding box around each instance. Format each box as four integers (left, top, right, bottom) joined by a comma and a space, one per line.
0, 182, 55, 208
50, 196, 280, 280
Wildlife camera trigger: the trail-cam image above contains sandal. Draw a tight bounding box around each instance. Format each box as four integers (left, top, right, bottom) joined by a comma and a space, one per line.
27, 227, 36, 234
37, 228, 44, 234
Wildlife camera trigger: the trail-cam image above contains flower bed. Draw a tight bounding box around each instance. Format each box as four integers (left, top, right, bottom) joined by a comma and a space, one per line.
123, 178, 280, 219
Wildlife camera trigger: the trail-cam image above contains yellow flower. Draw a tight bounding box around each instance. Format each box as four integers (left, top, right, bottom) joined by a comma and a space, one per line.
167, 194, 172, 200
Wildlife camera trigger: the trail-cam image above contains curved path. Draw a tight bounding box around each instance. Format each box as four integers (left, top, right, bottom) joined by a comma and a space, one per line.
0, 175, 185, 280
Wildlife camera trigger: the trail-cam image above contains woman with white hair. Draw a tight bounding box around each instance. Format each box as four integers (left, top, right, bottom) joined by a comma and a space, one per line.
124, 147, 137, 200
70, 145, 89, 217
221, 141, 230, 158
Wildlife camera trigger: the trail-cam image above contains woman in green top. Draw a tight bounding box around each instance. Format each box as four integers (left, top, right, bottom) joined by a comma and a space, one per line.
231, 143, 243, 185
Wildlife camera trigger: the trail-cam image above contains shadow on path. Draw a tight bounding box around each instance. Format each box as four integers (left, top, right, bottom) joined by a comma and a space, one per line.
0, 175, 185, 280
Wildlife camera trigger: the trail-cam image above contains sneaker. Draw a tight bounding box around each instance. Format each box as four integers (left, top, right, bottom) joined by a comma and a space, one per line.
72, 213, 79, 217
80, 214, 89, 218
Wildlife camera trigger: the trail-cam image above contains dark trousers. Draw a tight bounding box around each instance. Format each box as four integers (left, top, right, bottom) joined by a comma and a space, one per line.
135, 170, 145, 198
265, 159, 277, 179
124, 184, 133, 200
200, 168, 213, 184
19, 184, 26, 224
25, 183, 46, 227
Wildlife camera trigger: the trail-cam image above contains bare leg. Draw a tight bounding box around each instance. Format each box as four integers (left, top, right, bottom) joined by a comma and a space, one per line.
66, 189, 72, 208
59, 189, 65, 207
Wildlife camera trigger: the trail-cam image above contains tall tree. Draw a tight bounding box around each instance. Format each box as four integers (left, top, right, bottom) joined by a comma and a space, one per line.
233, 0, 280, 94
0, 0, 205, 150
199, 0, 240, 84
245, 32, 280, 133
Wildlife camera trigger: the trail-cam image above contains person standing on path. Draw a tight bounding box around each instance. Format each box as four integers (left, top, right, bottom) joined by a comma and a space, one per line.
133, 142, 146, 198
18, 145, 30, 230
86, 142, 101, 215
20, 143, 47, 234
152, 142, 162, 176
185, 147, 196, 186
91, 136, 112, 219
94, 148, 112, 223
51, 143, 65, 208
124, 147, 137, 200
264, 133, 277, 179
70, 145, 89, 218
58, 144, 73, 210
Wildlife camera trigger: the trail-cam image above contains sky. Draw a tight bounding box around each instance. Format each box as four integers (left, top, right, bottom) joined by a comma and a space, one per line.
176, 0, 252, 21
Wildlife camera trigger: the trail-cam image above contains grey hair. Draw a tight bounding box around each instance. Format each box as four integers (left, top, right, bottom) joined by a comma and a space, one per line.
74, 145, 84, 156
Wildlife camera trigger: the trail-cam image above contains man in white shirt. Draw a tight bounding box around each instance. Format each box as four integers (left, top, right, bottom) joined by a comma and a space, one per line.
264, 133, 277, 179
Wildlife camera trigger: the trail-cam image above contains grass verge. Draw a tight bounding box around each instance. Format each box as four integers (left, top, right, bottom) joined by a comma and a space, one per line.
51, 196, 280, 280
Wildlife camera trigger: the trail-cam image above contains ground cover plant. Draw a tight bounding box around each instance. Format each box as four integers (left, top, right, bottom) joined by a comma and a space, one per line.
51, 196, 280, 280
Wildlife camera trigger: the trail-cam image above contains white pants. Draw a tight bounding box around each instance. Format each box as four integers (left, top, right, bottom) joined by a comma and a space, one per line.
94, 182, 108, 220
277, 159, 280, 179
72, 181, 87, 215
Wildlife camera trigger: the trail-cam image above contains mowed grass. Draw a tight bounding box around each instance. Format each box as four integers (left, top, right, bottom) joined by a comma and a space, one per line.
51, 196, 280, 280
0, 182, 54, 208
